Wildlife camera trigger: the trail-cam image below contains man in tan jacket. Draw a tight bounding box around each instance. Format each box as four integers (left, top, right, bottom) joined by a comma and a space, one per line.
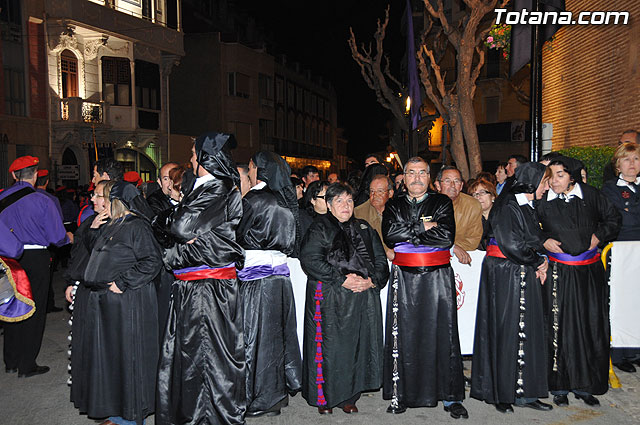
434, 166, 482, 264
354, 174, 395, 260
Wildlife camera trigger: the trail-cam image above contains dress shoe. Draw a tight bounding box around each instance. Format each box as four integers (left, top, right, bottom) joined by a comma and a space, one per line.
47, 305, 63, 313
386, 403, 407, 414
444, 403, 469, 419
317, 406, 333, 414
614, 360, 636, 373
632, 358, 640, 367
245, 408, 281, 417
553, 394, 569, 406
5, 367, 17, 374
575, 393, 600, 406
516, 400, 553, 411
341, 403, 358, 413
18, 365, 50, 378
495, 403, 513, 413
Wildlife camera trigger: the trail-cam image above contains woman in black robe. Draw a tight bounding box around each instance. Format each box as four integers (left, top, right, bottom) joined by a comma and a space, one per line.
471, 163, 552, 413
236, 151, 302, 417
156, 132, 246, 425
537, 157, 621, 407
300, 182, 389, 415
75, 180, 162, 425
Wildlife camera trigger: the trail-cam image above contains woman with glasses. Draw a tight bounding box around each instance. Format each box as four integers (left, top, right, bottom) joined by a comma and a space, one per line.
468, 179, 497, 250
300, 183, 389, 415
299, 180, 330, 237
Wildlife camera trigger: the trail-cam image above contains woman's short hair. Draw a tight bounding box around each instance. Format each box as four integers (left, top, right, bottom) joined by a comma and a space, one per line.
467, 178, 497, 199
612, 142, 640, 174
325, 182, 355, 205
169, 165, 185, 193
302, 180, 330, 212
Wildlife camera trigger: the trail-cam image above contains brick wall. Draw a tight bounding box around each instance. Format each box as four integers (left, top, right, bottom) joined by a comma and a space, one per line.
542, 0, 640, 149
28, 21, 47, 120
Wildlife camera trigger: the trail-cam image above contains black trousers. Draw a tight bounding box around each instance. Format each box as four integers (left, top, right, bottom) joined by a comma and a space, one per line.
3, 249, 51, 373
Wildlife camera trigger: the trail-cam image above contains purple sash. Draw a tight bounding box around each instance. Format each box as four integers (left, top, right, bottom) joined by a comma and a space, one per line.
237, 263, 290, 281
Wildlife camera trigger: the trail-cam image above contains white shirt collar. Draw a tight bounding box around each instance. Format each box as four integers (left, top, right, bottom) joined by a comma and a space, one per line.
193, 173, 215, 190
250, 181, 267, 191
515, 193, 533, 207
170, 198, 179, 206
617, 175, 640, 192
547, 182, 583, 201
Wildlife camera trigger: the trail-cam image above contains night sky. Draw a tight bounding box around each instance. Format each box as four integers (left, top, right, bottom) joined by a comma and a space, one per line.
240, 0, 406, 164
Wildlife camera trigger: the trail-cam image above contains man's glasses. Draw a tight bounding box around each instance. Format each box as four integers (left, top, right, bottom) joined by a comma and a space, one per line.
440, 179, 463, 186
405, 170, 428, 177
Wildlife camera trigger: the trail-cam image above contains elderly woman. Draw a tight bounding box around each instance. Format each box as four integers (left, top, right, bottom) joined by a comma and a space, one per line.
75, 181, 162, 425
601, 142, 640, 372
468, 178, 497, 250
300, 182, 390, 415
299, 180, 330, 236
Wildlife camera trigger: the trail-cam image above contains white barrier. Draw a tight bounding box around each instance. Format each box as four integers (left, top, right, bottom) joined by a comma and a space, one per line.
610, 241, 640, 348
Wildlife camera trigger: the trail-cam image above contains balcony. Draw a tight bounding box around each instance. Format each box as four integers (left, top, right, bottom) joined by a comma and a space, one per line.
60, 98, 106, 124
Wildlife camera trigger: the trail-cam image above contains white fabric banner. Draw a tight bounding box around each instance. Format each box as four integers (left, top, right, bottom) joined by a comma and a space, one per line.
610, 241, 640, 348
287, 252, 484, 357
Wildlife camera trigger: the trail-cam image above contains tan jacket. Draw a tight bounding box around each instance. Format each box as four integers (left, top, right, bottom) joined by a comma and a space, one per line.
354, 200, 393, 254
452, 192, 483, 251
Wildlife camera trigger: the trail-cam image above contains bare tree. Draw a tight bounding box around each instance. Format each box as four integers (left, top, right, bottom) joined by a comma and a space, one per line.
348, 6, 412, 163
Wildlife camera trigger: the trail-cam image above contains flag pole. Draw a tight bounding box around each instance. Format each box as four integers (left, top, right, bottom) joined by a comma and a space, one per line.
529, 0, 543, 162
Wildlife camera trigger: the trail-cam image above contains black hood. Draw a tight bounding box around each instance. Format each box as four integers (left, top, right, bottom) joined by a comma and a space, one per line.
194, 132, 240, 188
553, 155, 585, 183
109, 180, 154, 221
513, 162, 546, 194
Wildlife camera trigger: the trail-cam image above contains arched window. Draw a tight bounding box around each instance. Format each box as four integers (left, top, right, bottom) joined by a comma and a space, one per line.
61, 50, 78, 98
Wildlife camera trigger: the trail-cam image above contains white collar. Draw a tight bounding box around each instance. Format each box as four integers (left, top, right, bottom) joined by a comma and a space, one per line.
515, 193, 533, 207
616, 175, 640, 190
250, 181, 267, 191
170, 198, 179, 206
547, 182, 583, 201
193, 173, 215, 190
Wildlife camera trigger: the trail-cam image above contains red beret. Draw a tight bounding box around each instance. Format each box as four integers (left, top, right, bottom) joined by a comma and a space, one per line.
37, 169, 49, 178
9, 156, 39, 173
123, 171, 142, 186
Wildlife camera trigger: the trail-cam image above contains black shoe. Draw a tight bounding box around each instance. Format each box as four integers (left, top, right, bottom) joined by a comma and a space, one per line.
5, 367, 17, 374
18, 365, 50, 378
516, 400, 553, 411
574, 393, 599, 406
614, 360, 636, 373
386, 403, 407, 414
495, 403, 513, 413
553, 394, 569, 406
47, 306, 63, 313
444, 403, 468, 419
245, 409, 280, 417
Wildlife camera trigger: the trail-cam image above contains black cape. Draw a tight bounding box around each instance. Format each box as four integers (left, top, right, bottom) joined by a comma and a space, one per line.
236, 186, 302, 413
73, 215, 161, 424
156, 176, 246, 425
147, 189, 173, 216
381, 192, 465, 406
470, 192, 549, 404
537, 183, 621, 394
299, 213, 389, 408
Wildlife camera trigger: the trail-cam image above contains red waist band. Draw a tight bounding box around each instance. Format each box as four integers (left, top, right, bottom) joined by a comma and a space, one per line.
392, 251, 451, 267
548, 252, 601, 266
486, 245, 507, 259
173, 267, 237, 281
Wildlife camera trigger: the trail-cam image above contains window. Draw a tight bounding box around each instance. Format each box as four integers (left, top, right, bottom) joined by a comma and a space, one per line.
287, 111, 295, 139
275, 77, 284, 104
102, 56, 131, 106
258, 73, 273, 101
486, 49, 500, 78
61, 50, 78, 98
275, 109, 284, 138
259, 119, 274, 146
485, 96, 500, 123
228, 121, 252, 147
135, 60, 160, 110
228, 72, 250, 98
287, 83, 295, 108
296, 88, 303, 111
3, 68, 25, 116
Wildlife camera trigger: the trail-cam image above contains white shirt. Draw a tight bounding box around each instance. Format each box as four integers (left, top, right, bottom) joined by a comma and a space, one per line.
616, 175, 640, 193
250, 181, 267, 192
515, 193, 534, 208
547, 183, 583, 202
193, 173, 215, 190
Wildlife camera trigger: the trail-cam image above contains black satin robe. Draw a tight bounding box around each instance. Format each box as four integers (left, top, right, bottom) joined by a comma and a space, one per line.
381, 192, 465, 406
236, 187, 302, 413
299, 213, 389, 408
74, 215, 161, 424
156, 177, 246, 425
537, 183, 621, 395
470, 194, 549, 404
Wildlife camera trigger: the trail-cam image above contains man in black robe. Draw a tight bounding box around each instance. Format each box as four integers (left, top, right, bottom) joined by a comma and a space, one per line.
237, 151, 302, 417
147, 162, 179, 215
471, 162, 553, 413
538, 156, 621, 407
156, 132, 246, 425
381, 157, 467, 419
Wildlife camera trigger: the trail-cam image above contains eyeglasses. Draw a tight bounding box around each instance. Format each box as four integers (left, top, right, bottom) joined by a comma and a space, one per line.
370, 189, 389, 195
315, 195, 325, 199
472, 190, 491, 198
405, 170, 428, 177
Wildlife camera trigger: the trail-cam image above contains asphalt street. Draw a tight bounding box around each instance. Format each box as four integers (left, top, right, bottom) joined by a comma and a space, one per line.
2, 269, 640, 424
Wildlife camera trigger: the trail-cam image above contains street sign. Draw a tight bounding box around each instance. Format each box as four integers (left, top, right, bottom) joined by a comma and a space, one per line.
58, 164, 79, 180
